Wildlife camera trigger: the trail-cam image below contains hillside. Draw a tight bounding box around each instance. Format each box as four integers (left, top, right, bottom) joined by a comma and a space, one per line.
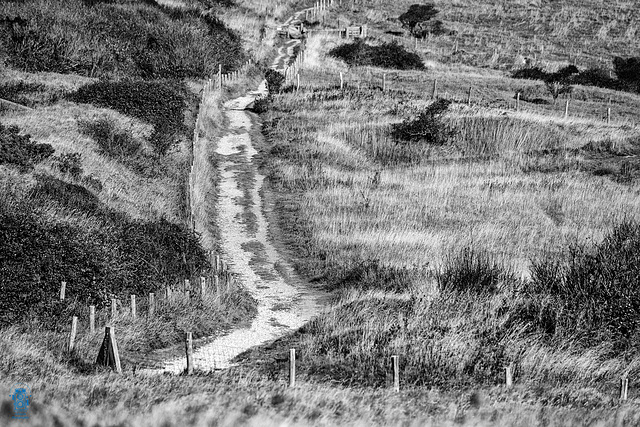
3, 0, 640, 426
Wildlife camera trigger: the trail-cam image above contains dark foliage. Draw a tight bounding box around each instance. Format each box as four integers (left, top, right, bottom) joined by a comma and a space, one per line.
51, 152, 83, 179
265, 69, 285, 94
328, 40, 424, 70
436, 247, 514, 294
0, 122, 54, 171
398, 3, 439, 32
0, 187, 209, 326
512, 67, 549, 81
78, 117, 141, 158
412, 19, 448, 38
613, 56, 640, 92
0, 1, 244, 79
527, 221, 640, 350
68, 79, 187, 155
335, 259, 415, 292
391, 99, 453, 144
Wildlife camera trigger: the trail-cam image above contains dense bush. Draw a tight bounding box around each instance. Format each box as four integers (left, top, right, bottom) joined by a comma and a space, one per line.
0, 183, 209, 326
0, 0, 244, 79
528, 221, 640, 350
0, 122, 54, 171
265, 69, 285, 94
436, 247, 514, 294
399, 4, 438, 33
391, 99, 453, 144
329, 40, 424, 70
68, 79, 187, 154
613, 56, 640, 93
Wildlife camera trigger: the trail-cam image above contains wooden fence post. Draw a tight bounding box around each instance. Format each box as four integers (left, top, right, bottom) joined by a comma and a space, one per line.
96, 326, 122, 373
111, 298, 117, 318
68, 316, 78, 352
215, 254, 221, 273
149, 293, 155, 317
391, 355, 399, 392
505, 365, 513, 388
60, 281, 66, 301
200, 276, 206, 297
383, 73, 387, 92
89, 305, 95, 334
340, 71, 344, 90
467, 86, 472, 106
297, 73, 300, 92
130, 295, 136, 319
218, 64, 222, 90
516, 92, 521, 111
621, 376, 629, 401
432, 79, 438, 100
214, 275, 220, 294
564, 99, 569, 118
289, 348, 296, 387
607, 107, 611, 124
186, 332, 194, 374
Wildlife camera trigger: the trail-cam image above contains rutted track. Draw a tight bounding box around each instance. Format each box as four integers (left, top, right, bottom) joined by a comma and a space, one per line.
162, 7, 323, 373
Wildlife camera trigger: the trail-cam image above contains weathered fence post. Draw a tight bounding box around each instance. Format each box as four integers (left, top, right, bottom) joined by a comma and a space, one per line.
391, 355, 399, 392
297, 73, 300, 92
111, 298, 117, 318
68, 316, 78, 352
130, 295, 136, 319
564, 99, 569, 118
96, 326, 122, 373
340, 71, 344, 90
149, 293, 155, 317
89, 305, 95, 334
505, 365, 513, 388
607, 107, 611, 124
382, 73, 387, 92
289, 348, 296, 387
214, 275, 220, 295
186, 332, 194, 375
516, 92, 521, 111
218, 64, 222, 90
467, 86, 472, 106
60, 281, 66, 301
621, 376, 629, 401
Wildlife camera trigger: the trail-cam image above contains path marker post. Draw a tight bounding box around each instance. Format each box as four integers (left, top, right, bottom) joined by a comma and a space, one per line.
89, 305, 95, 334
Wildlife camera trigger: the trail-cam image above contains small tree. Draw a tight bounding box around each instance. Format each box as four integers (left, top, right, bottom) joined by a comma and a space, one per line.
544, 79, 573, 105
399, 4, 439, 35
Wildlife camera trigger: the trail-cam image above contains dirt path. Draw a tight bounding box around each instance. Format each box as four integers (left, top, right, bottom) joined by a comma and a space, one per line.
162, 8, 324, 373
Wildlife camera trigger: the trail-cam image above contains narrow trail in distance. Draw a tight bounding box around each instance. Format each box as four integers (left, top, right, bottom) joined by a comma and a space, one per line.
163, 7, 323, 373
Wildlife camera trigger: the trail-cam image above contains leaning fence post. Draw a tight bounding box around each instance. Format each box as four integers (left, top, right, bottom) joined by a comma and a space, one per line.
391, 355, 400, 392
621, 376, 629, 401
89, 305, 95, 334
68, 316, 78, 352
186, 332, 194, 375
149, 293, 155, 317
289, 348, 296, 387
60, 281, 66, 301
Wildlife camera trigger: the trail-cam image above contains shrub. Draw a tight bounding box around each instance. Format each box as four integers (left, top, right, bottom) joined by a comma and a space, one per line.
529, 221, 640, 350
78, 117, 141, 158
329, 40, 424, 70
399, 4, 439, 34
436, 247, 514, 294
613, 56, 640, 92
0, 122, 54, 171
68, 79, 187, 155
51, 152, 83, 179
265, 69, 285, 94
512, 67, 549, 81
391, 99, 453, 144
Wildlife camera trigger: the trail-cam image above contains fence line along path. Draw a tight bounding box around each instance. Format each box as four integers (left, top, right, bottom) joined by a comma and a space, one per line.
160, 7, 325, 375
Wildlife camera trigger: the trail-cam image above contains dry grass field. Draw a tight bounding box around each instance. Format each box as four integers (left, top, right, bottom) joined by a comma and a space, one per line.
3, 0, 640, 425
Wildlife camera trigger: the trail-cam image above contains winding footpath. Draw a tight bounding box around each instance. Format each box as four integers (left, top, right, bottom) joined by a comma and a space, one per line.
163, 7, 322, 373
